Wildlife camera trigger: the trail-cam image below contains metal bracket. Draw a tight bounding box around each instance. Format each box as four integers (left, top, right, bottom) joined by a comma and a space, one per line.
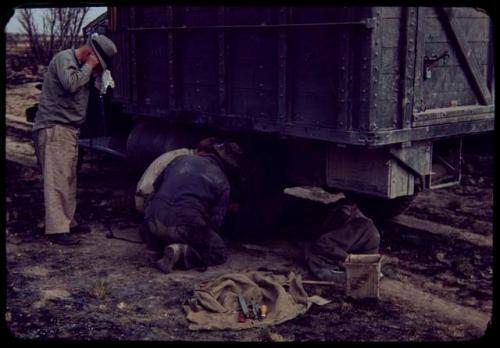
423, 50, 449, 80
363, 17, 376, 29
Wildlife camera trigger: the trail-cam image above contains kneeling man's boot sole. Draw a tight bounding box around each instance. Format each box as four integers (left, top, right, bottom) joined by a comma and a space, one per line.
154, 244, 185, 273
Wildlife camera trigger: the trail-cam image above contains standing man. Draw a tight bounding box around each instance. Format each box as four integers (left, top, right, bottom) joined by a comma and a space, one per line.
33, 34, 117, 245
142, 141, 244, 273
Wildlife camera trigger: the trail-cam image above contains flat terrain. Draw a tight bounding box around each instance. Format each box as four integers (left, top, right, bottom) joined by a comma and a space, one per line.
5, 82, 494, 341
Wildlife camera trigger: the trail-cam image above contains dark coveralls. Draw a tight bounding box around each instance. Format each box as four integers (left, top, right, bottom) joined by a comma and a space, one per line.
143, 154, 230, 269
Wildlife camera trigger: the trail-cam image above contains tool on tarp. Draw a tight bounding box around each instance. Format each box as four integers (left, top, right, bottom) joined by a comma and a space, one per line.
238, 312, 246, 323
237, 294, 249, 322
250, 300, 260, 320
237, 294, 267, 322
260, 304, 268, 318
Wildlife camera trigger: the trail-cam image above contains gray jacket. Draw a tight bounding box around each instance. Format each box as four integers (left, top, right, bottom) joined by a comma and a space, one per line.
33, 48, 93, 132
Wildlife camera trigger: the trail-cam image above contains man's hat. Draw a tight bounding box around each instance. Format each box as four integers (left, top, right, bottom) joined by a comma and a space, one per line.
213, 142, 244, 169
89, 33, 117, 71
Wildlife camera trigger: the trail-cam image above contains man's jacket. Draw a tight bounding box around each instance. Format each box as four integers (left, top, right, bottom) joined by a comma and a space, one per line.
34, 48, 93, 131
135, 148, 194, 213
145, 154, 230, 231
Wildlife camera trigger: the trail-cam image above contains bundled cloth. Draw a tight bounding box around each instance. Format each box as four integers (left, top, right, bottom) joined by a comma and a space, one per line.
183, 271, 329, 330
305, 199, 380, 282
94, 69, 115, 95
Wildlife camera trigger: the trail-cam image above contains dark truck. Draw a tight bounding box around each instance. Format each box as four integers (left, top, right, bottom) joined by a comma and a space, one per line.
79, 6, 494, 229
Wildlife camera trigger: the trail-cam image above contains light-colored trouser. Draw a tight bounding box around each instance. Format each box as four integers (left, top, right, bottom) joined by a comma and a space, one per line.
33, 124, 80, 234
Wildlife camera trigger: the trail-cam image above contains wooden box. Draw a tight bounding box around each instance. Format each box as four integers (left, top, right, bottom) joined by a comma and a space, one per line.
344, 254, 381, 299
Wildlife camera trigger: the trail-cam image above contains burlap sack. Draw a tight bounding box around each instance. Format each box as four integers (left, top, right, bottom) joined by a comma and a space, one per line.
183, 271, 324, 330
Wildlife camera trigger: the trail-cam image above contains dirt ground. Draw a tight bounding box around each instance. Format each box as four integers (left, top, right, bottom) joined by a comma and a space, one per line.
4, 82, 494, 342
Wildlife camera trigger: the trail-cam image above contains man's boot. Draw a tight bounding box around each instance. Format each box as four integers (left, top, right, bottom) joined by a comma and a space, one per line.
48, 232, 80, 246
154, 244, 187, 274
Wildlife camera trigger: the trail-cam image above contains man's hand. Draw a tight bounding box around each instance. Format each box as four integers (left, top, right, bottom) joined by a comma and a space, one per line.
86, 53, 100, 69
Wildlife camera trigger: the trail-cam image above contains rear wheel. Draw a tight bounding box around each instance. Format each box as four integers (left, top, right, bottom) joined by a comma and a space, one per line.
346, 193, 417, 223
126, 120, 207, 170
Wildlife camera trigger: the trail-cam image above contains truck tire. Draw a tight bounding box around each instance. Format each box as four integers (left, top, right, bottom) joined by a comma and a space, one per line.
346, 193, 417, 222
126, 121, 206, 170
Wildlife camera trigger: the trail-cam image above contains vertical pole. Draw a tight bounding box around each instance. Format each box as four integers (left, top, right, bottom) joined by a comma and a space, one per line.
336, 7, 352, 130
129, 7, 138, 104
357, 7, 377, 132
412, 7, 426, 116
368, 8, 382, 131
217, 7, 227, 114
277, 7, 288, 124
166, 6, 176, 110
399, 7, 418, 129
486, 16, 494, 104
